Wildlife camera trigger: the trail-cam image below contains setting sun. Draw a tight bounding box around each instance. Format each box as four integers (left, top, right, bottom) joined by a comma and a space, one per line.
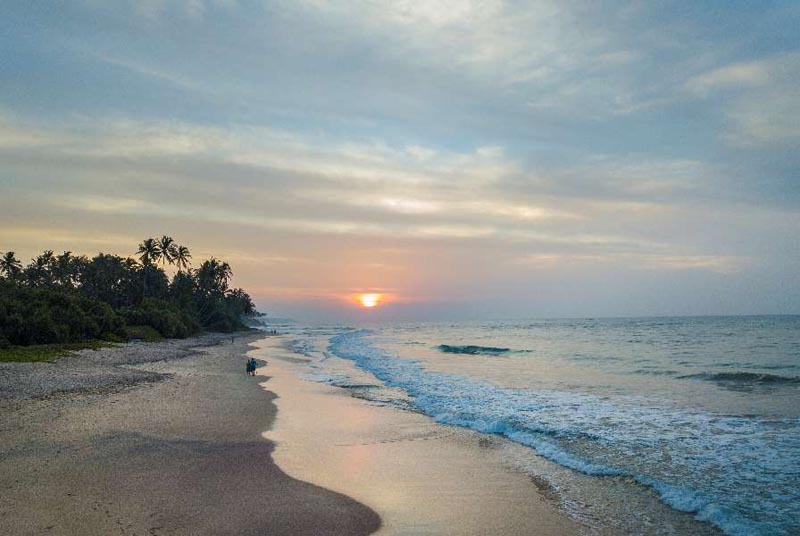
358, 293, 382, 308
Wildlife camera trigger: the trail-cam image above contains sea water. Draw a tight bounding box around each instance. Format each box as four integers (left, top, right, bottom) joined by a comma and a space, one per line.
279, 316, 800, 536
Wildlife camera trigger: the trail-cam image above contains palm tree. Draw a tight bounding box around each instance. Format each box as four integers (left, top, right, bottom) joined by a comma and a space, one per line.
194, 258, 232, 296
216, 260, 232, 292
173, 245, 192, 273
37, 250, 55, 268
194, 259, 215, 296
136, 238, 161, 267
53, 251, 75, 287
25, 250, 56, 287
158, 236, 176, 267
227, 287, 255, 316
136, 238, 161, 299
0, 251, 22, 280
124, 257, 140, 271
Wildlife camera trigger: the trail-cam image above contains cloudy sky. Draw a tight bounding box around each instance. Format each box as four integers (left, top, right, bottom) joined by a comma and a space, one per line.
1, 1, 798, 321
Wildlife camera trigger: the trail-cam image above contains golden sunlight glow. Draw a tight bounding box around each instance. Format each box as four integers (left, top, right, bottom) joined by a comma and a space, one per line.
358, 293, 382, 308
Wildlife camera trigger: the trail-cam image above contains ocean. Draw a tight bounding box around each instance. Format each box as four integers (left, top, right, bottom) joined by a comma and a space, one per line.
278, 316, 800, 536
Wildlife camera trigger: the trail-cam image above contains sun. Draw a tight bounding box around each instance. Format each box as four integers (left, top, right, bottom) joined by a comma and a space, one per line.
358, 293, 382, 308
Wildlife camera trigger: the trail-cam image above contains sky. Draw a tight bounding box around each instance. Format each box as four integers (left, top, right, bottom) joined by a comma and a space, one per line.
1, 0, 798, 322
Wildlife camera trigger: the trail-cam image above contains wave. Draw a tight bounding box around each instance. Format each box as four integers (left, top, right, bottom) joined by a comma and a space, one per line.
679, 372, 800, 385
437, 344, 510, 355
329, 330, 800, 536
631, 368, 679, 376
288, 338, 315, 357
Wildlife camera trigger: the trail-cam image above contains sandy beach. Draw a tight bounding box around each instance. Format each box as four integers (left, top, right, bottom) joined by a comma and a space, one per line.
0, 333, 379, 535
255, 335, 581, 536
0, 331, 586, 536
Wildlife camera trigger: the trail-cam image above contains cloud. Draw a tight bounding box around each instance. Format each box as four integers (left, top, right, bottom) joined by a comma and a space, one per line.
119, 0, 232, 23
278, 0, 659, 117
516, 252, 744, 274
0, 115, 60, 148
2, 1, 799, 316
687, 53, 800, 146
637, 254, 742, 273
686, 61, 771, 96
725, 91, 800, 146
0, 112, 785, 263
87, 51, 210, 94
551, 156, 712, 199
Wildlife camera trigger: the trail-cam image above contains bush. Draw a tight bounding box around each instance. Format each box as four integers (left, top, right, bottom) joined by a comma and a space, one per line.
120, 299, 199, 339
101, 332, 127, 343
124, 325, 163, 342
195, 296, 250, 333
0, 283, 127, 345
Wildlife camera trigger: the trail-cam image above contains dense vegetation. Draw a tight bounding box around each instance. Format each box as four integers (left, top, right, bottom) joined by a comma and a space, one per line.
0, 236, 257, 348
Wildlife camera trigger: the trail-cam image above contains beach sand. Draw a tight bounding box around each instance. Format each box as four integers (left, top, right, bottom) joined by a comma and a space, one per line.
254, 335, 581, 536
0, 333, 379, 535
2, 332, 584, 535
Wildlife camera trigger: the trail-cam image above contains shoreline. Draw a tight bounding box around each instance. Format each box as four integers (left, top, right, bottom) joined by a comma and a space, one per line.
0, 333, 380, 535
254, 335, 582, 535
257, 333, 726, 536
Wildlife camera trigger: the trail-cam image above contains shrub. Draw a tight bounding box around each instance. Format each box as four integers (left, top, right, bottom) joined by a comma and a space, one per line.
120, 299, 199, 339
0, 284, 126, 345
124, 325, 163, 342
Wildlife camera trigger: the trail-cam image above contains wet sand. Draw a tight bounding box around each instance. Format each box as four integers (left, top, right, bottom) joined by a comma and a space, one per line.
0, 334, 380, 535
254, 336, 581, 536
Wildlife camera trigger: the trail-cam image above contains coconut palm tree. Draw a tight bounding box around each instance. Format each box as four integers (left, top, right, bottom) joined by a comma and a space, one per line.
194, 258, 232, 296
136, 238, 162, 299
173, 245, 192, 273
227, 287, 255, 316
136, 238, 161, 267
52, 251, 75, 287
25, 250, 56, 287
158, 236, 176, 267
37, 250, 55, 268
216, 260, 232, 291
0, 251, 23, 280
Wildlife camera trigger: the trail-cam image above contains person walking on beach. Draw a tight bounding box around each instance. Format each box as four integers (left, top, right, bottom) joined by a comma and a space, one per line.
246, 357, 258, 376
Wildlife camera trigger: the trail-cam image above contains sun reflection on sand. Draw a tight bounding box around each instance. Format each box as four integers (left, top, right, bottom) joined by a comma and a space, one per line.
256, 337, 578, 535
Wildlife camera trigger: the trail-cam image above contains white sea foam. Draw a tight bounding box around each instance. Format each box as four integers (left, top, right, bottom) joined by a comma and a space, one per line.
328, 327, 800, 536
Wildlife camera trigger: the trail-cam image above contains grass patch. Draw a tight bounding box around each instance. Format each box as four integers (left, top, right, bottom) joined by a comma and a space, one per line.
0, 341, 115, 363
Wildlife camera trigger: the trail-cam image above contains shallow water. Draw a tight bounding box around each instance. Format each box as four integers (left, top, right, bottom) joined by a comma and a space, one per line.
278, 316, 800, 536
256, 339, 581, 536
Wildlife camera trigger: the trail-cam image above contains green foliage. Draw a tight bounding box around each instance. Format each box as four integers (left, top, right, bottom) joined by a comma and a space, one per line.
124, 325, 164, 342
80, 253, 140, 307
0, 282, 126, 345
169, 271, 197, 308
121, 299, 199, 339
198, 299, 238, 332
194, 290, 256, 333
1, 237, 258, 348
0, 251, 23, 280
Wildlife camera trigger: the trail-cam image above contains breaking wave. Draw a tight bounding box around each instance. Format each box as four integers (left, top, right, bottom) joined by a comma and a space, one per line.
437, 344, 511, 355
329, 330, 800, 536
679, 372, 800, 384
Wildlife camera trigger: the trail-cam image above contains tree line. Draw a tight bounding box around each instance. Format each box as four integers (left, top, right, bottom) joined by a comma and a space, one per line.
0, 236, 257, 347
